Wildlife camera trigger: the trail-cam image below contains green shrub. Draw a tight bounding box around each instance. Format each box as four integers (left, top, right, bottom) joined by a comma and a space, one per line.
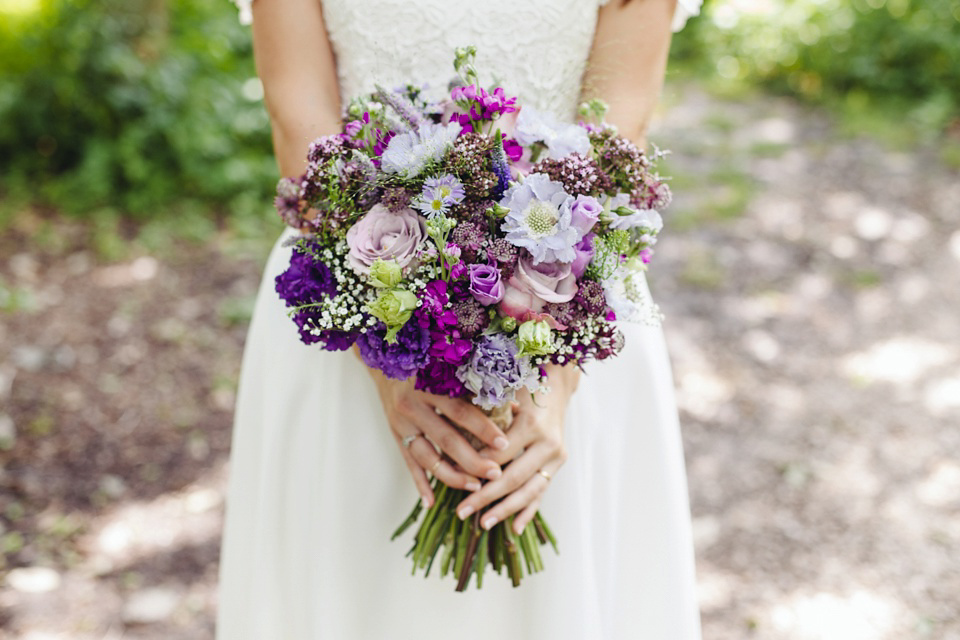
0, 0, 276, 218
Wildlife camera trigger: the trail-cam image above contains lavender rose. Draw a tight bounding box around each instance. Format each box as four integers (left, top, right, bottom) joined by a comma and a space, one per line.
499, 255, 578, 320
570, 233, 595, 278
467, 263, 505, 305
346, 204, 426, 275
569, 194, 602, 235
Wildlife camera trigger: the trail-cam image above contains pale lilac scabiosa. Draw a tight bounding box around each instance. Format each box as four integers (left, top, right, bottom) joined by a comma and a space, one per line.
380, 122, 460, 178
455, 333, 539, 410
514, 106, 591, 159
500, 173, 582, 264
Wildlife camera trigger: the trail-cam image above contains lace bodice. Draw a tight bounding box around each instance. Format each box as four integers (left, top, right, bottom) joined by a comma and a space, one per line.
236, 0, 701, 119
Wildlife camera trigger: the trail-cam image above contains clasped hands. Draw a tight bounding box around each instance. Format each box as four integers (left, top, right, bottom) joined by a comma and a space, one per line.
371, 364, 579, 535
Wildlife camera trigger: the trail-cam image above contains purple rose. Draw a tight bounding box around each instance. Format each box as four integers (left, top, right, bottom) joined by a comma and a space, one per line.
571, 233, 595, 278
499, 255, 578, 320
570, 194, 602, 235
467, 263, 505, 305
346, 204, 426, 275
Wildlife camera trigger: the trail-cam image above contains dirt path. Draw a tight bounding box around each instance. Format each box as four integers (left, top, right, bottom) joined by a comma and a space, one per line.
1, 84, 958, 639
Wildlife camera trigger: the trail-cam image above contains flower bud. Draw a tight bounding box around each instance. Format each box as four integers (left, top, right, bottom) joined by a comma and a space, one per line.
369, 259, 403, 289
517, 319, 555, 357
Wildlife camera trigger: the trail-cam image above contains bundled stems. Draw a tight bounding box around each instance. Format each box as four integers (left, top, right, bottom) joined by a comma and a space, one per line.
396, 476, 557, 591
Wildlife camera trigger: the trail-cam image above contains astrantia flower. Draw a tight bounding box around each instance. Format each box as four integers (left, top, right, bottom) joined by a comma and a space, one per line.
500, 173, 583, 264
455, 334, 539, 410
381, 122, 461, 178
452, 297, 489, 336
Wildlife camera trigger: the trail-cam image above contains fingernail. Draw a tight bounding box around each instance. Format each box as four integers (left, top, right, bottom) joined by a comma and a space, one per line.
458, 506, 474, 520
421, 493, 433, 508
465, 481, 481, 491
493, 437, 509, 451
486, 467, 502, 480
482, 516, 497, 530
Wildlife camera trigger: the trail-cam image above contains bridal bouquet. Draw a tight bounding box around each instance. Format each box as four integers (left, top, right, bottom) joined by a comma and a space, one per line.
274, 47, 670, 590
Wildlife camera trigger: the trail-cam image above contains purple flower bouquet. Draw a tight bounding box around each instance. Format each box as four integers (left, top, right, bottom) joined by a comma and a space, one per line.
275, 47, 670, 590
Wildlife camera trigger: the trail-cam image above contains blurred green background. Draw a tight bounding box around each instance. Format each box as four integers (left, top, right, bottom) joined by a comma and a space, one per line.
1, 0, 958, 226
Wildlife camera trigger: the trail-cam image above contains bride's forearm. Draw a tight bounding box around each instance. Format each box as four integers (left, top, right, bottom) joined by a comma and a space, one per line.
581, 0, 676, 144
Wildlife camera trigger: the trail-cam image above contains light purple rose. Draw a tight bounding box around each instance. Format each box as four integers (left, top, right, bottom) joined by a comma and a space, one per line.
570, 195, 602, 235
499, 256, 578, 320
571, 233, 595, 278
468, 263, 505, 305
346, 204, 426, 275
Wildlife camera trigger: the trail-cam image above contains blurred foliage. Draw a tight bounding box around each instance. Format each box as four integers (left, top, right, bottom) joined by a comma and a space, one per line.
0, 0, 275, 219
670, 0, 960, 135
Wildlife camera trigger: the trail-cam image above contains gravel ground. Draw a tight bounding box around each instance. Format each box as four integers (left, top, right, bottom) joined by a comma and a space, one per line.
1, 83, 958, 639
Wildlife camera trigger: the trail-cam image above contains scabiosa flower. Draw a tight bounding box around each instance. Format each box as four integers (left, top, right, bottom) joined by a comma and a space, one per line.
356, 321, 431, 380
514, 106, 591, 159
531, 153, 613, 197
500, 173, 582, 264
381, 122, 460, 178
455, 334, 539, 410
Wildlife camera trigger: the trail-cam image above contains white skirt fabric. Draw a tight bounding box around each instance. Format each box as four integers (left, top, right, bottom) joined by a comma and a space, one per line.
216, 230, 701, 639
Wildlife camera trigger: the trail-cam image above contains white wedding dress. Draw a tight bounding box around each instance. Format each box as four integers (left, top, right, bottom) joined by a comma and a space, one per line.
217, 1, 703, 638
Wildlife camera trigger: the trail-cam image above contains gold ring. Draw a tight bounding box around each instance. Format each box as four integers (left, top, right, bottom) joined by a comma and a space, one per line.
537, 469, 552, 481
430, 459, 442, 474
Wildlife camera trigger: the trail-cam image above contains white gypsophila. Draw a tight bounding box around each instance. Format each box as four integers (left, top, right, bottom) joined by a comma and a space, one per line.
602, 261, 663, 326
514, 106, 591, 160
380, 122, 460, 178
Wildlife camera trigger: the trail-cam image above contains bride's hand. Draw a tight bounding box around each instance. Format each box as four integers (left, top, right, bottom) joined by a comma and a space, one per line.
368, 369, 509, 507
454, 364, 579, 534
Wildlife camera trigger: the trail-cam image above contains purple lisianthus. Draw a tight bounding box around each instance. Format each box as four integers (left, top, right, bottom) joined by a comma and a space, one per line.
455, 334, 540, 410
467, 263, 504, 305
500, 173, 583, 264
355, 321, 431, 380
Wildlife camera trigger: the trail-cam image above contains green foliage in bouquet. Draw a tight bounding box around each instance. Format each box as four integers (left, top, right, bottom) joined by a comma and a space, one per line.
0, 0, 275, 218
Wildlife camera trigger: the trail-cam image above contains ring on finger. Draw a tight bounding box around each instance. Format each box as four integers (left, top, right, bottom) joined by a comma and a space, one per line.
430, 458, 443, 474
401, 434, 419, 449
537, 469, 552, 481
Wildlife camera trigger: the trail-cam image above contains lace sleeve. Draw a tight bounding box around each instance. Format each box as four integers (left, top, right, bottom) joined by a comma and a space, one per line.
233, 0, 252, 25
598, 0, 702, 32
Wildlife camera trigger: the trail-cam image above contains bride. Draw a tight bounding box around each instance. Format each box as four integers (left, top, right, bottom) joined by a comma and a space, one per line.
216, 1, 703, 638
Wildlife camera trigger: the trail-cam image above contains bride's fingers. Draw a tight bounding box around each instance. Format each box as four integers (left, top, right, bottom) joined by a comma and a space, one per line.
413, 405, 502, 480
454, 442, 555, 519
477, 415, 535, 465
431, 397, 510, 452
478, 470, 550, 532
397, 442, 434, 507
513, 496, 542, 535
407, 436, 482, 491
